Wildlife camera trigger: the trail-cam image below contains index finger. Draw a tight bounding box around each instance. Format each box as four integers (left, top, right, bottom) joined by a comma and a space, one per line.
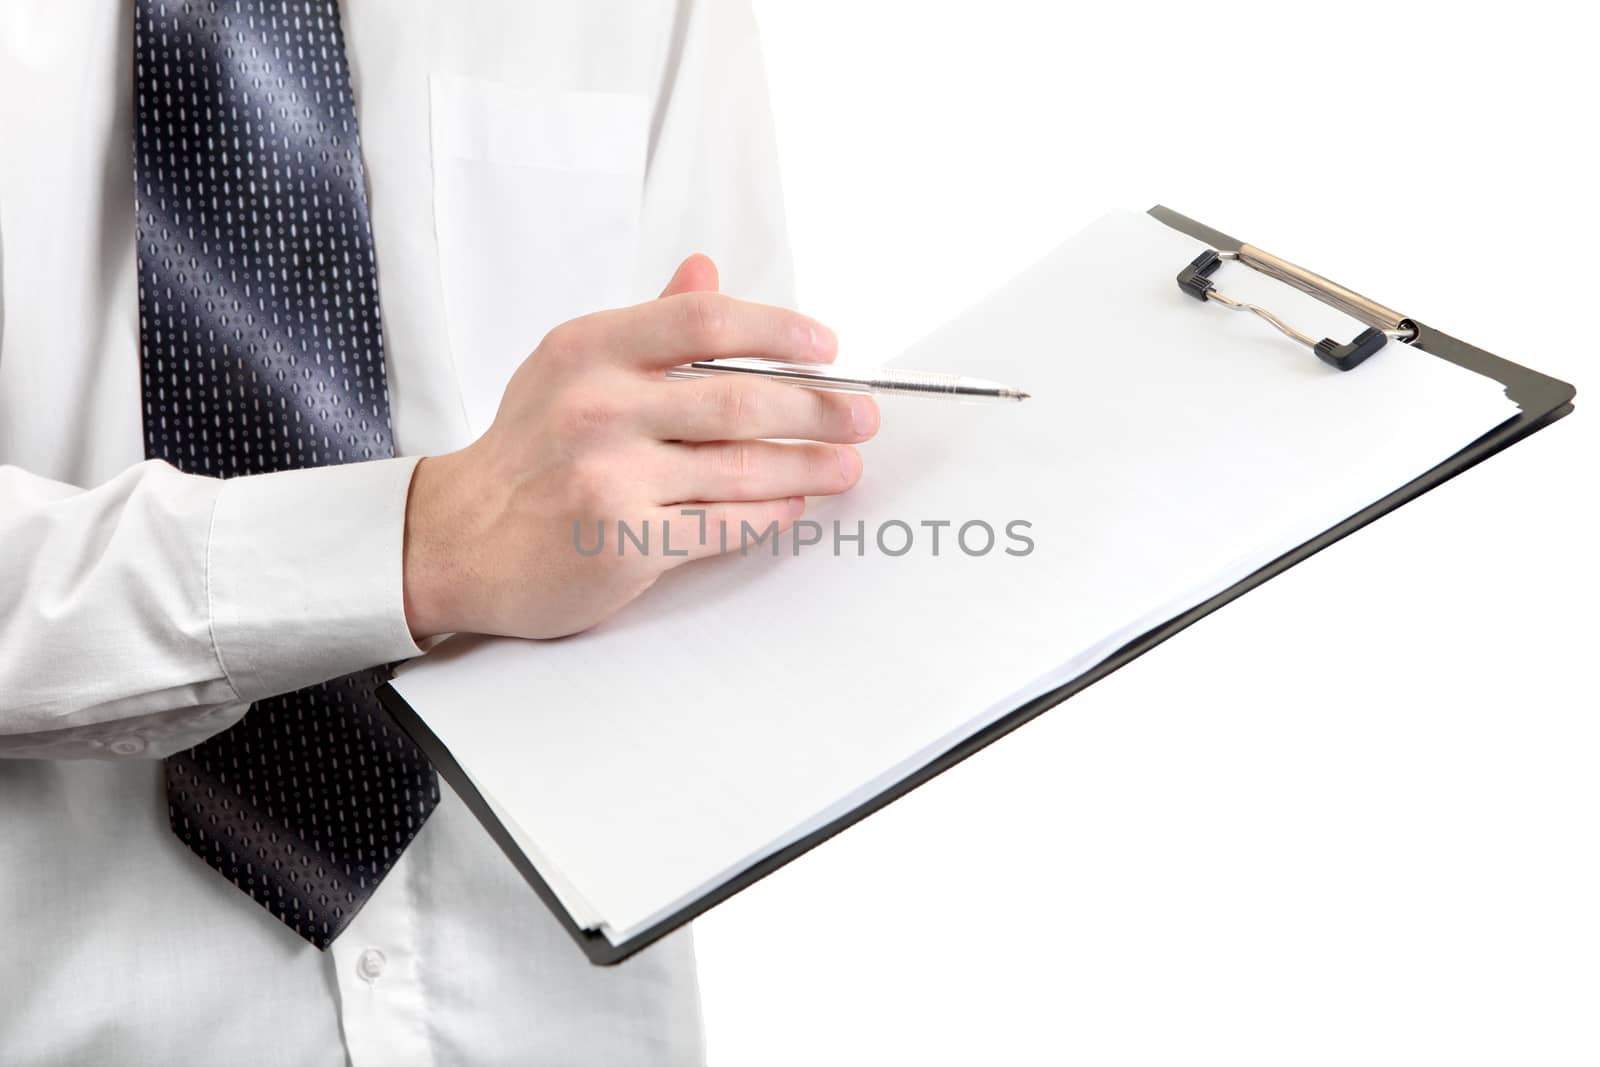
597, 291, 838, 371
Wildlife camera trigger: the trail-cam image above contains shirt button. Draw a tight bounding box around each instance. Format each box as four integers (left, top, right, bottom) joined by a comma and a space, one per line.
109, 736, 147, 756
357, 948, 387, 983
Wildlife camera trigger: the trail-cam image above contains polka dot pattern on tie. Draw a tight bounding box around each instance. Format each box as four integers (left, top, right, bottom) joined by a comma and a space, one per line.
134, 0, 440, 949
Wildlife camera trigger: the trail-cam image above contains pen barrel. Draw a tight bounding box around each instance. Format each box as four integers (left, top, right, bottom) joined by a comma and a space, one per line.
665, 361, 1020, 400
856, 370, 972, 397
682, 371, 878, 396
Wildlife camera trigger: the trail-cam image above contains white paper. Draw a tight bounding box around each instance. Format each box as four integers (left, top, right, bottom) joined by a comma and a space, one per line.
391, 211, 1518, 943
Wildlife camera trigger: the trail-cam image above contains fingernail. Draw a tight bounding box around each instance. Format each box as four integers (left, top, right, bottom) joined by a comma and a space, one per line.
808, 319, 838, 359
849, 396, 878, 437
836, 446, 861, 483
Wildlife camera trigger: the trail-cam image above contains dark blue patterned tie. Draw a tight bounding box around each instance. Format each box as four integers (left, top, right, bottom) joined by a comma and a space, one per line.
134, 0, 439, 948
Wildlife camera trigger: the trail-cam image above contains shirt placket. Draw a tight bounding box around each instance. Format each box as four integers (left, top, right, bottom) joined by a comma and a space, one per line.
328, 850, 435, 1067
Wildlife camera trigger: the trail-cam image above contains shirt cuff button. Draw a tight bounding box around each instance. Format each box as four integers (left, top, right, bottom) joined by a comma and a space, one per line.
109, 736, 147, 756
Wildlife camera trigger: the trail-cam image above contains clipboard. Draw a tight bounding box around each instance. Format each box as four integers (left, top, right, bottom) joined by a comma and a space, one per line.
378, 205, 1576, 965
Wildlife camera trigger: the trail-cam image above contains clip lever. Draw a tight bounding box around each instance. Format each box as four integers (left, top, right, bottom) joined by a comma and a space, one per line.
1177, 249, 1392, 372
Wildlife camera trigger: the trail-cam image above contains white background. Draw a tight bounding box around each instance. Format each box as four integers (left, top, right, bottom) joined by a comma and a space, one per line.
695, 2, 1598, 1064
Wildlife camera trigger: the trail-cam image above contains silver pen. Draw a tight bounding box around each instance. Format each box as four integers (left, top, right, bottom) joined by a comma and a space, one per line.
665, 358, 1030, 402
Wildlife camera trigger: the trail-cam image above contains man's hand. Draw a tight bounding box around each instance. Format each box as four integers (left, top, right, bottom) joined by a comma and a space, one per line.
401, 255, 879, 641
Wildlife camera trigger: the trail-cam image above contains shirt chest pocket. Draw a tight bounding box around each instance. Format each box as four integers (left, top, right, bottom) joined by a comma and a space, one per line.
428, 74, 650, 436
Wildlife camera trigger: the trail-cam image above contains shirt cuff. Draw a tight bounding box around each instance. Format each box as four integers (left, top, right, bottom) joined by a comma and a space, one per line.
208, 457, 426, 702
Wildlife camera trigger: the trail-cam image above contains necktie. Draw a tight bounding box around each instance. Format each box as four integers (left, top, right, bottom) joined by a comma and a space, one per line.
133, 0, 439, 948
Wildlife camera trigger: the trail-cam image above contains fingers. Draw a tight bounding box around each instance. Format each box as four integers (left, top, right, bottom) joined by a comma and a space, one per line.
590, 291, 838, 370
652, 440, 862, 505
640, 374, 880, 444
656, 497, 807, 563
659, 253, 719, 298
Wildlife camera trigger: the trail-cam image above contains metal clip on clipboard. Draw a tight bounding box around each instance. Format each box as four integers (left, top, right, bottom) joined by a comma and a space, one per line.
1177, 245, 1418, 371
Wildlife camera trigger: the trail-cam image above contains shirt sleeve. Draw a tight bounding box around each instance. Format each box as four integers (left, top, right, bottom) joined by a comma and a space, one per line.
0, 458, 425, 760
635, 0, 798, 308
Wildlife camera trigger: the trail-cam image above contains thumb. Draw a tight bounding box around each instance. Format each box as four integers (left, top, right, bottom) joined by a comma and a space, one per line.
659, 253, 720, 298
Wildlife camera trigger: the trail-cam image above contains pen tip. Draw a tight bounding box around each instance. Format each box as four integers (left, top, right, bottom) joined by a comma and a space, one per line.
1015, 391, 1031, 401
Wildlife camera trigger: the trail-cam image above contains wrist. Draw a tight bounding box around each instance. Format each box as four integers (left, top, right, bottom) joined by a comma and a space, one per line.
402, 451, 473, 640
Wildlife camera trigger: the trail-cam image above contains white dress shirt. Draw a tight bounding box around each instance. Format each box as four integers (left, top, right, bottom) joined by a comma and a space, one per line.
0, 1, 793, 1062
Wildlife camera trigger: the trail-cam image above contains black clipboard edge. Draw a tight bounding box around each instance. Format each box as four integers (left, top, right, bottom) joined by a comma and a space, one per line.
379, 205, 1576, 965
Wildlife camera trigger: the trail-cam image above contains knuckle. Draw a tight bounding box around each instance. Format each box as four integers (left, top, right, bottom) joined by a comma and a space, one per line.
717, 442, 756, 489
713, 379, 757, 433
557, 388, 618, 436
684, 292, 730, 350
541, 319, 590, 366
